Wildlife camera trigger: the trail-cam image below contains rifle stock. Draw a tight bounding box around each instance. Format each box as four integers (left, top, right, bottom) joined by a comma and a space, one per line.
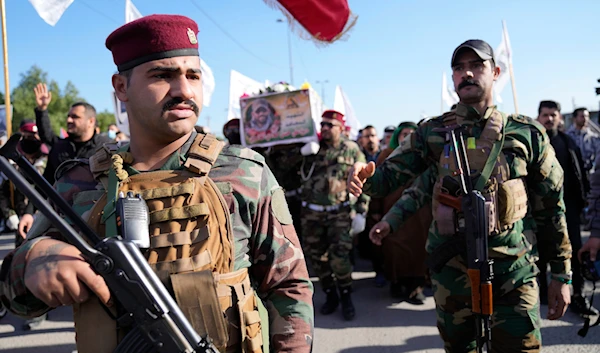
0, 133, 219, 353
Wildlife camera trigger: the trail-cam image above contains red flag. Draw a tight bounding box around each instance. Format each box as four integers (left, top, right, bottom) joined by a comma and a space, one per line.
265, 0, 357, 43
60, 127, 69, 138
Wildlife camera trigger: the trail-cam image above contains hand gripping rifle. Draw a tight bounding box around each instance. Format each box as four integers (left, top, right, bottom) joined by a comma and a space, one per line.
0, 134, 219, 353
446, 127, 494, 352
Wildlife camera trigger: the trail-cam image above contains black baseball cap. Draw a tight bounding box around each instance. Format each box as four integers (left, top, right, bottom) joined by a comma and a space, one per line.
451, 39, 495, 67
384, 125, 396, 133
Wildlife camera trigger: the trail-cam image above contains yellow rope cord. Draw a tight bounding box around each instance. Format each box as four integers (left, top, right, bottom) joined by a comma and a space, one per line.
111, 152, 134, 182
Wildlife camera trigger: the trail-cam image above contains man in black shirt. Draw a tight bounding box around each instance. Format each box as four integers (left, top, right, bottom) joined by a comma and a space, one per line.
536, 100, 597, 316
17, 84, 110, 239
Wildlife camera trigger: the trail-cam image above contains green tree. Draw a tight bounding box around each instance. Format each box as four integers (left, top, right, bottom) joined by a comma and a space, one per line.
96, 110, 116, 132
10, 65, 83, 134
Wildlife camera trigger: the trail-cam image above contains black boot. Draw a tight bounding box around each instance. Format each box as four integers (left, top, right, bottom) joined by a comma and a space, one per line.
320, 288, 339, 315
339, 287, 355, 321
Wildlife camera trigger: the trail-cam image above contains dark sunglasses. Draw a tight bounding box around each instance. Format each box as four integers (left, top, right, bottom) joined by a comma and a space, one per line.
320, 122, 334, 129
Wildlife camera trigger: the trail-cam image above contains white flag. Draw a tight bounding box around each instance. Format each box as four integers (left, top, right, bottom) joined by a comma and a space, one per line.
201, 60, 215, 107
333, 85, 361, 140
494, 21, 512, 104
29, 0, 74, 26
227, 70, 263, 121
125, 0, 142, 23
442, 72, 459, 108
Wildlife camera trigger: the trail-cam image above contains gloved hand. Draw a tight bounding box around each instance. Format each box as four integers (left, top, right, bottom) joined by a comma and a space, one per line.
350, 213, 366, 235
301, 141, 320, 156
6, 214, 19, 230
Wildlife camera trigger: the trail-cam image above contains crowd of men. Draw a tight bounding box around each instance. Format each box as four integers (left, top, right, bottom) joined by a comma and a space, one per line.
0, 13, 600, 353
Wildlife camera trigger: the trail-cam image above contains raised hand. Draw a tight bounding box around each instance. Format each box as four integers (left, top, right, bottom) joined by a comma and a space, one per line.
33, 83, 52, 111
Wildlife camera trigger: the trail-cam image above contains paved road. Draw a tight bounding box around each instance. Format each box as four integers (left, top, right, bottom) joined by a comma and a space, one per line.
1, 232, 600, 352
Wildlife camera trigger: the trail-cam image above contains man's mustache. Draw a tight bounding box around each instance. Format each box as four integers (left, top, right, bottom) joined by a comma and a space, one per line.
162, 98, 200, 116
458, 79, 479, 90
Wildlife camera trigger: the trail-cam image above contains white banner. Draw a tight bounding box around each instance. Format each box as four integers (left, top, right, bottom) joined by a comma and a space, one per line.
201, 59, 215, 107
494, 22, 513, 104
29, 0, 74, 26
333, 85, 360, 140
227, 70, 263, 121
125, 0, 142, 23
442, 72, 459, 109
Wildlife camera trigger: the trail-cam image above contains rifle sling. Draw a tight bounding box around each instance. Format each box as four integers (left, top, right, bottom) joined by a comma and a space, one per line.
474, 112, 507, 191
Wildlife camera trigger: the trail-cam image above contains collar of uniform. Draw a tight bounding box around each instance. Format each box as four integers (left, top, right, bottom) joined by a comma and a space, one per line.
123, 129, 197, 175
455, 103, 497, 123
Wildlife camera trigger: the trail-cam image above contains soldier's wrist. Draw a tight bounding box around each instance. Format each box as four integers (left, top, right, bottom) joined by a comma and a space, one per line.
550, 271, 573, 285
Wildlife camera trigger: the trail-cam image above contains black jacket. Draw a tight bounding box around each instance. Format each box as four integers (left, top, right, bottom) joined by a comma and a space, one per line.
35, 108, 111, 185
550, 130, 589, 212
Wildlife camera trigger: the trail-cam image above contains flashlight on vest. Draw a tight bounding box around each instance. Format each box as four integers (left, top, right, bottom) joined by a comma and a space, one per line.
116, 191, 151, 249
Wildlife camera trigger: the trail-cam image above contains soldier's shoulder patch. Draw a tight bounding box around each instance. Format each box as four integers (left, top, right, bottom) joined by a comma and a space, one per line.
220, 145, 265, 166
55, 158, 89, 181
270, 187, 293, 225
509, 114, 534, 125
508, 114, 545, 134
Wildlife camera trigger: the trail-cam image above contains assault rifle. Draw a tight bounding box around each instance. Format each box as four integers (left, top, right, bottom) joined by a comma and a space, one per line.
444, 127, 494, 352
0, 133, 219, 353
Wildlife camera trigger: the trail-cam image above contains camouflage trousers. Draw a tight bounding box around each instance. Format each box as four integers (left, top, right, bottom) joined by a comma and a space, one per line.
433, 260, 541, 353
301, 205, 353, 290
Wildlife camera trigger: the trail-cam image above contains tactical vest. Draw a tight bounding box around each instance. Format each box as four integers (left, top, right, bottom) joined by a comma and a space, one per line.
432, 108, 529, 237
71, 132, 265, 353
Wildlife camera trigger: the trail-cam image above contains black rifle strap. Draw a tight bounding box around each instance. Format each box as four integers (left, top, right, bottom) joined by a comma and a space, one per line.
426, 236, 467, 274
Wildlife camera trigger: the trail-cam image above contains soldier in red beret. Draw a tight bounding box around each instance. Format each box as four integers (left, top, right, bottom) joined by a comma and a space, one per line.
300, 109, 367, 321
0, 14, 313, 353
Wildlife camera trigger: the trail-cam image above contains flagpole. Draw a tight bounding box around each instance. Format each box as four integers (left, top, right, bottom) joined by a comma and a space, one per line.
0, 0, 10, 136
503, 20, 518, 115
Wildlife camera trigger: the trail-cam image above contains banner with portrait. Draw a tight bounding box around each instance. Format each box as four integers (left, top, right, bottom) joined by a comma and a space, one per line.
240, 89, 320, 148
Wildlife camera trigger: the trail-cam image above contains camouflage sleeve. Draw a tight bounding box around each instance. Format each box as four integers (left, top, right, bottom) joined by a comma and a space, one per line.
0, 164, 97, 318
382, 166, 435, 232
363, 126, 430, 198
250, 163, 314, 352
528, 127, 572, 275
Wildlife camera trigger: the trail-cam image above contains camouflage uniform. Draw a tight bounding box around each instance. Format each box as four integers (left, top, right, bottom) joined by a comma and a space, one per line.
300, 138, 366, 291
0, 131, 314, 352
264, 143, 304, 244
364, 104, 571, 352
566, 125, 600, 173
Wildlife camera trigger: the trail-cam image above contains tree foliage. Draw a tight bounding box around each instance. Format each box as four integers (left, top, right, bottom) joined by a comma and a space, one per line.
96, 110, 116, 132
9, 65, 84, 133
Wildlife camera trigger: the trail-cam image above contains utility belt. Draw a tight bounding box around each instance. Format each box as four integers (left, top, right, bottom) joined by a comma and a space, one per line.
435, 176, 528, 237
285, 187, 302, 198
302, 201, 350, 212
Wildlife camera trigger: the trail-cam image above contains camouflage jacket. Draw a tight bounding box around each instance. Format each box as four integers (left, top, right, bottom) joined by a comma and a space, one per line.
587, 153, 600, 239
364, 105, 571, 276
566, 125, 600, 173
301, 138, 368, 211
0, 136, 314, 352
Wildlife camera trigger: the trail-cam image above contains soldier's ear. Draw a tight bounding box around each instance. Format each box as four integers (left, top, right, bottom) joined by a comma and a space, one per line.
112, 73, 129, 103
492, 64, 501, 81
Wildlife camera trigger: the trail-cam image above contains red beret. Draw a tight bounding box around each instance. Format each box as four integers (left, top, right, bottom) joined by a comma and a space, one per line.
321, 109, 345, 125
20, 122, 38, 134
106, 14, 200, 72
